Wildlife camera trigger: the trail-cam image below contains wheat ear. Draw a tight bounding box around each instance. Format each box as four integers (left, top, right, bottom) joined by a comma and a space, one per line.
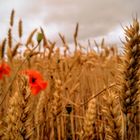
83, 98, 96, 140
102, 91, 122, 140
119, 18, 140, 140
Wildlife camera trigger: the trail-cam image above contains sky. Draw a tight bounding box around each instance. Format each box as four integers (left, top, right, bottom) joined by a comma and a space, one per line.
0, 0, 140, 45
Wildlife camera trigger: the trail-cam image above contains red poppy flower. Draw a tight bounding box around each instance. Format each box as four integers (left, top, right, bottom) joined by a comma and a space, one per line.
0, 62, 11, 79
22, 70, 48, 95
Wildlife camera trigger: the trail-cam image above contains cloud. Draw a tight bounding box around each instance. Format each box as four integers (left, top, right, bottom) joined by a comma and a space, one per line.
0, 0, 140, 44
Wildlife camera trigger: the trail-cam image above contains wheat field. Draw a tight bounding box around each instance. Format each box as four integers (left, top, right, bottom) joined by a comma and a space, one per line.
0, 10, 140, 140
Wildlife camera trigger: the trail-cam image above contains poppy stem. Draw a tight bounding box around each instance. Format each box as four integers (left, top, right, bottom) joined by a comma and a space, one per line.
79, 83, 116, 107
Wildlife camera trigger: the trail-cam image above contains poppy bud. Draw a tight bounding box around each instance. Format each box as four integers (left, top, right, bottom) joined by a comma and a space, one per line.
37, 32, 43, 43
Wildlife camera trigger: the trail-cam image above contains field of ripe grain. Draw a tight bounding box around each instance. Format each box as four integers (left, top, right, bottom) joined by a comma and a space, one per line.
0, 10, 140, 140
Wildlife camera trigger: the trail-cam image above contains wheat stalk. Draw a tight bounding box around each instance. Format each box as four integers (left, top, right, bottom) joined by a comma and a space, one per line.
18, 75, 34, 139
8, 28, 12, 49
83, 98, 97, 140
2, 91, 23, 140
18, 19, 23, 38
119, 18, 140, 140
102, 91, 122, 140
26, 29, 37, 46
0, 39, 6, 60
10, 9, 15, 27
35, 91, 48, 140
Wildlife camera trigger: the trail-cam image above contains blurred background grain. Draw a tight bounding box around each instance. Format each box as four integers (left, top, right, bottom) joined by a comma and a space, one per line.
0, 0, 140, 44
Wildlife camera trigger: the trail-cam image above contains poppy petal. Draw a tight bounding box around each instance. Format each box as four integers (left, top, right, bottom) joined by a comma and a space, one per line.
3, 66, 10, 75
36, 80, 48, 90
23, 70, 43, 80
22, 69, 48, 95
31, 86, 41, 95
0, 62, 11, 79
